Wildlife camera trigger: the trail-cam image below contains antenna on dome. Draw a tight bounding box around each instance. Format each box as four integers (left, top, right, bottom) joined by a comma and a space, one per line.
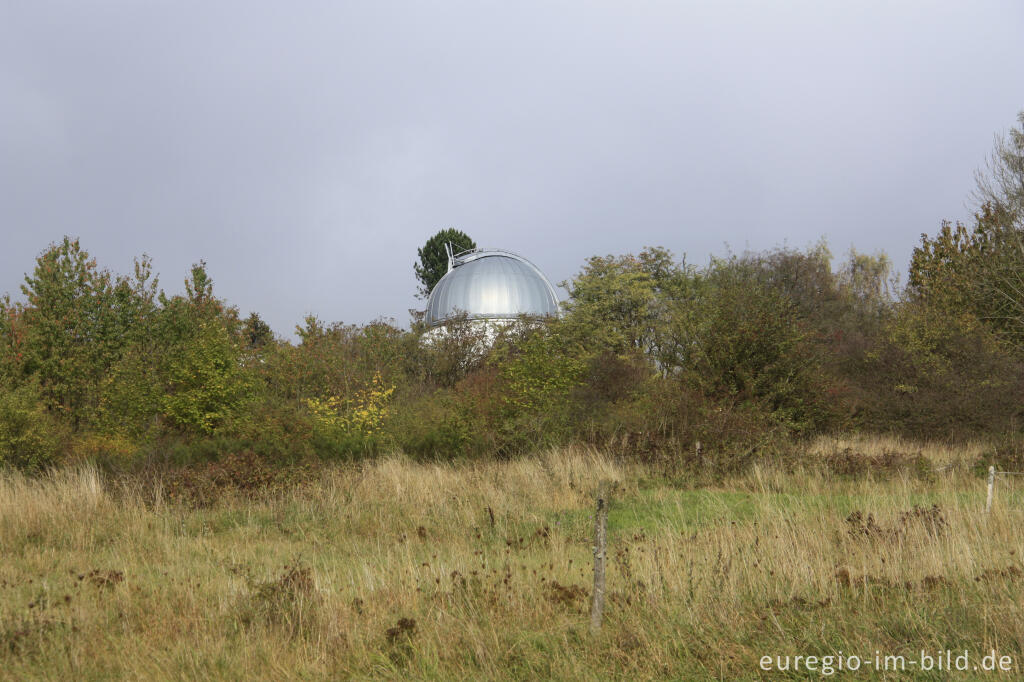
445, 241, 455, 273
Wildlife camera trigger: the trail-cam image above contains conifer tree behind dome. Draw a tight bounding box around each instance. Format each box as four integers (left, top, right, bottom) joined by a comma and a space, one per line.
415, 229, 476, 298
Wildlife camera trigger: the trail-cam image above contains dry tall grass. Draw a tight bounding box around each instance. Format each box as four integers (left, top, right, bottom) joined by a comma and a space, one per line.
1, 440, 1023, 680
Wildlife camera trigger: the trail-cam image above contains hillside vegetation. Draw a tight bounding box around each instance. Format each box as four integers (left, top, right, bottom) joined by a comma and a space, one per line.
3, 227, 1024, 475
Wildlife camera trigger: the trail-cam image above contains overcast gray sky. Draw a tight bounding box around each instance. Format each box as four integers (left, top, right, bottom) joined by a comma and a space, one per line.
3, 1, 1023, 337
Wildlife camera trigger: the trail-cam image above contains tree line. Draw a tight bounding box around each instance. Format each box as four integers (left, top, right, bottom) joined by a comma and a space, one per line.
2, 112, 1023, 473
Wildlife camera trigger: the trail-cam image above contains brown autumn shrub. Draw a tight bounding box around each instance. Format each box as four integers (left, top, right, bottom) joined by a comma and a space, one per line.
159, 451, 316, 508
220, 397, 316, 462
825, 447, 933, 480
848, 302, 1024, 439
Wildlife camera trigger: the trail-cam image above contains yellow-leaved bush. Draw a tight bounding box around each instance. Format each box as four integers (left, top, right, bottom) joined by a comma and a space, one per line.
305, 373, 394, 455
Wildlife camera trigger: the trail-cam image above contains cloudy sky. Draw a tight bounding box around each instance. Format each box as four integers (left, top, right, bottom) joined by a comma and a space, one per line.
3, 1, 1023, 337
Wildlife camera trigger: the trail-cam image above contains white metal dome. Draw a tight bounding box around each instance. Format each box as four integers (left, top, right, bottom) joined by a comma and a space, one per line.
424, 249, 560, 327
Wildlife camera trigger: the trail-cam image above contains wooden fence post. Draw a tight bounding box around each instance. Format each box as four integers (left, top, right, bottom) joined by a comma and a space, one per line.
986, 465, 995, 513
590, 480, 610, 634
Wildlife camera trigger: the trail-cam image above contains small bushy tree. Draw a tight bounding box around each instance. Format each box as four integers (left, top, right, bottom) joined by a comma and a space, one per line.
17, 238, 157, 425
561, 247, 694, 360
0, 382, 66, 471
909, 206, 1024, 352
495, 324, 586, 450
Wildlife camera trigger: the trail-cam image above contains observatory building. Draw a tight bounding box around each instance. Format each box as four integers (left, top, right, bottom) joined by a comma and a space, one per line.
424, 246, 561, 329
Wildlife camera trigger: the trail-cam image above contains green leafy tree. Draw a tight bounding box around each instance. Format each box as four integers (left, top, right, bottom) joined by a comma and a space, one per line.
97, 261, 254, 438
908, 219, 987, 314
160, 317, 254, 434
675, 255, 828, 430
154, 262, 253, 434
495, 324, 586, 451
561, 253, 655, 355
17, 238, 157, 425
909, 206, 1024, 351
95, 342, 165, 440
414, 228, 476, 297
560, 247, 702, 375
563, 249, 661, 354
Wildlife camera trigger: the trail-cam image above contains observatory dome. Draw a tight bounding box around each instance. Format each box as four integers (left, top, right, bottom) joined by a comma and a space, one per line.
425, 249, 560, 327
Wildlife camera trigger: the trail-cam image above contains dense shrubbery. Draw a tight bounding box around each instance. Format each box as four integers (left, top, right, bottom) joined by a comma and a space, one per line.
2, 223, 1024, 474
0, 382, 67, 471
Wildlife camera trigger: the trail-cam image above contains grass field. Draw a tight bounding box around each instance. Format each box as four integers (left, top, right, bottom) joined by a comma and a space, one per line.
2, 436, 1023, 680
